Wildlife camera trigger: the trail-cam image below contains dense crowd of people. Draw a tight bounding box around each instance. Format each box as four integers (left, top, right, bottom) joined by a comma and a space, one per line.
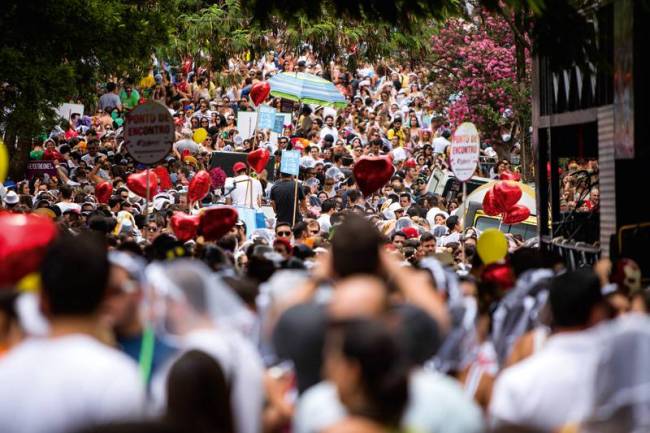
0, 49, 645, 433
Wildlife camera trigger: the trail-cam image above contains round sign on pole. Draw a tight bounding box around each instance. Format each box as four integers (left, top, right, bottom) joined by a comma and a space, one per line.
124, 102, 174, 165
450, 122, 480, 182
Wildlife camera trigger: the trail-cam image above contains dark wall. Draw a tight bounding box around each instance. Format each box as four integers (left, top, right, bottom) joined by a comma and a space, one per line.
635, 1, 650, 159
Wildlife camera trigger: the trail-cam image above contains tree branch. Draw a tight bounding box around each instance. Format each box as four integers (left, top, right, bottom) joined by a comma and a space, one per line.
494, 7, 532, 51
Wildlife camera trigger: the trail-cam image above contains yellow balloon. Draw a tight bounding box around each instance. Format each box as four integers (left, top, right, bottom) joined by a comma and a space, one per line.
16, 272, 41, 293
193, 128, 208, 143
476, 228, 508, 265
0, 139, 8, 184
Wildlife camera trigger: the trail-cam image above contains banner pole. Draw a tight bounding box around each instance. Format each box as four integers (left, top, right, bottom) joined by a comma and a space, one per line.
461, 181, 467, 264
292, 177, 298, 227
253, 105, 260, 150
145, 168, 150, 220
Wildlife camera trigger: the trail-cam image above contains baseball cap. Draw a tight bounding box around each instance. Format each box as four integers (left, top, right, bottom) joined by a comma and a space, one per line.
402, 226, 419, 239
233, 162, 247, 173
404, 158, 417, 169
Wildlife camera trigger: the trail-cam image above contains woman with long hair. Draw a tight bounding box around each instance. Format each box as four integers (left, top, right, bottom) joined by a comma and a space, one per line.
324, 319, 409, 433
166, 349, 234, 433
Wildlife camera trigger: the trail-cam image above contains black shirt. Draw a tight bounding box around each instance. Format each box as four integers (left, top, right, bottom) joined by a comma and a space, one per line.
270, 178, 305, 224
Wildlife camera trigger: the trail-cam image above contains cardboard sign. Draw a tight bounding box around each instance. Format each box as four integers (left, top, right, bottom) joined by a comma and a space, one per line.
257, 105, 277, 129
272, 115, 285, 133
450, 122, 480, 182
209, 151, 276, 180
26, 160, 57, 179
280, 150, 301, 176
238, 112, 291, 142
124, 102, 174, 165
55, 103, 85, 121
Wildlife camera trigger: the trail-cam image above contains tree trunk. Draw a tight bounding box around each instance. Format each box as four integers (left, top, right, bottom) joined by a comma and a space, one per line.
514, 9, 533, 182
4, 121, 30, 182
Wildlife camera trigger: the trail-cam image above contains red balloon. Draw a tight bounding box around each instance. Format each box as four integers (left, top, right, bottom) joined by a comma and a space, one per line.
95, 181, 113, 204
188, 170, 211, 204
0, 212, 58, 286
482, 188, 503, 216
502, 204, 531, 225
499, 170, 521, 181
170, 212, 200, 242
127, 171, 159, 200
200, 207, 239, 241
481, 263, 515, 291
247, 148, 270, 174
493, 180, 522, 211
250, 81, 271, 106
43, 149, 64, 161
153, 166, 173, 191
353, 156, 395, 196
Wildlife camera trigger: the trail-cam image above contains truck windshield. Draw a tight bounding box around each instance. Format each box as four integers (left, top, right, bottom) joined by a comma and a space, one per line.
474, 216, 536, 240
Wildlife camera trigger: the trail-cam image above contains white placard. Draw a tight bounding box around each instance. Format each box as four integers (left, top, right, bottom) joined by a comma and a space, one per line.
450, 122, 480, 182
55, 103, 84, 121
124, 102, 174, 164
237, 111, 291, 143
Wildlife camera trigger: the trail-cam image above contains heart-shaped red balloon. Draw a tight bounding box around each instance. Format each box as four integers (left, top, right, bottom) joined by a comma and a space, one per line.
188, 170, 211, 204
200, 207, 239, 241
481, 263, 515, 291
493, 180, 522, 211
353, 157, 395, 196
249, 81, 270, 106
153, 166, 173, 191
170, 212, 200, 242
247, 148, 270, 174
482, 188, 503, 216
127, 171, 159, 200
502, 204, 531, 225
0, 212, 58, 286
95, 181, 113, 204
499, 171, 521, 181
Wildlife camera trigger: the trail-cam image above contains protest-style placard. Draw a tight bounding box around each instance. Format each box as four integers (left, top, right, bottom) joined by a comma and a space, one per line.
450, 122, 480, 182
280, 150, 301, 176
124, 102, 174, 165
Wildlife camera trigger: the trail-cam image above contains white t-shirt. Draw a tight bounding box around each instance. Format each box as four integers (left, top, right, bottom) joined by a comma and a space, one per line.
294, 370, 484, 433
319, 126, 338, 142
490, 330, 601, 431
0, 335, 144, 433
81, 152, 107, 167
56, 201, 82, 214
227, 175, 263, 209
317, 214, 331, 233
439, 231, 461, 246
433, 136, 450, 154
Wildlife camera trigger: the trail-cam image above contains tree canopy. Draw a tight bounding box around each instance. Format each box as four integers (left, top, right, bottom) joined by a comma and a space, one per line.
0, 0, 175, 177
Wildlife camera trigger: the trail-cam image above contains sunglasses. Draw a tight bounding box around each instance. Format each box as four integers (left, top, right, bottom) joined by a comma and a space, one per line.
147, 226, 159, 233
309, 230, 319, 235
276, 230, 291, 237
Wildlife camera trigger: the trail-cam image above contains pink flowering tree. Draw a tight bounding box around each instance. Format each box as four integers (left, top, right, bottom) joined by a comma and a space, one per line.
429, 11, 531, 163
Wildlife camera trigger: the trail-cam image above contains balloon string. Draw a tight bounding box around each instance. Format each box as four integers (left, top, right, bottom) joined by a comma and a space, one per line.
138, 325, 155, 385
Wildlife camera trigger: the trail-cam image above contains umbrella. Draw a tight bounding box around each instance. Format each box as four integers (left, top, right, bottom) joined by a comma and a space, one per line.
268, 72, 347, 108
